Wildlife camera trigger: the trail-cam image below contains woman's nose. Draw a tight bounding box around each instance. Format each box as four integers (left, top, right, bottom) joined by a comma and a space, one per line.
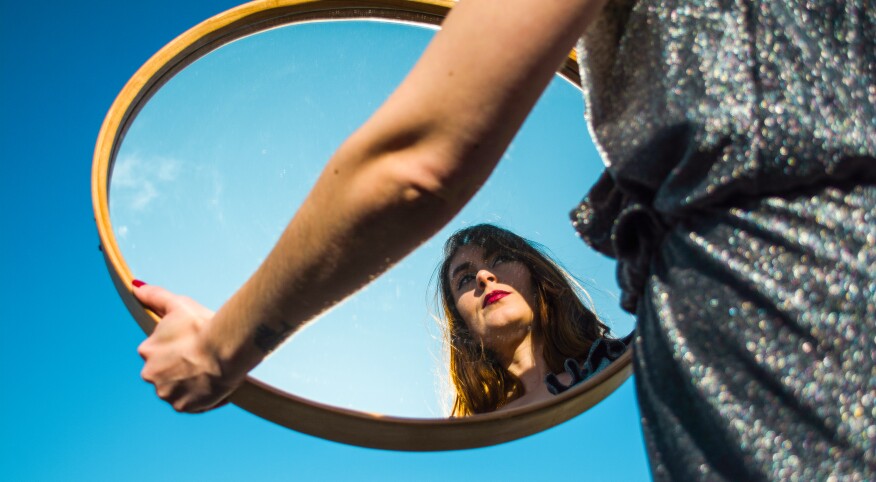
476, 269, 496, 288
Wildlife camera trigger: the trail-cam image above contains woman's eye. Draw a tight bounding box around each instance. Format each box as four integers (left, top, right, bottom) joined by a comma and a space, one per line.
457, 274, 474, 290
492, 254, 513, 266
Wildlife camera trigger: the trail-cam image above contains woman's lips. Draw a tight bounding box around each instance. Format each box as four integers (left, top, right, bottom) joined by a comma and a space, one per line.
483, 290, 510, 308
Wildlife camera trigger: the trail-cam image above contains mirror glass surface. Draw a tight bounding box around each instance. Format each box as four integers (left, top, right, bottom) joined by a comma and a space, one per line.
110, 19, 634, 418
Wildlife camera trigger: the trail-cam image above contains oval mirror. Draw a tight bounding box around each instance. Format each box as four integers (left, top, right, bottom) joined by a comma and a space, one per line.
93, 0, 634, 450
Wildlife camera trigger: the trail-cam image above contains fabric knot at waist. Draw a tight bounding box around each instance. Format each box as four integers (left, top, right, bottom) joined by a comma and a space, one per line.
571, 172, 673, 313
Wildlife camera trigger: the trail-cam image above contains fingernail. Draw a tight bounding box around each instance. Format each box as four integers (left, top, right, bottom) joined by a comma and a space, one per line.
132, 279, 147, 288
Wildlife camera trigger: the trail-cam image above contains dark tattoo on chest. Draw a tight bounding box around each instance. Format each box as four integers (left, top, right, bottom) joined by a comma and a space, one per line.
253, 320, 294, 354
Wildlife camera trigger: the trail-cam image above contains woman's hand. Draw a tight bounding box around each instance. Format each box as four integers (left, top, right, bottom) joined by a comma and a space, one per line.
133, 282, 242, 413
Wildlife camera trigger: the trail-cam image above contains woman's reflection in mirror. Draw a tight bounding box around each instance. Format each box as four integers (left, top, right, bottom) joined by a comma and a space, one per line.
437, 224, 629, 416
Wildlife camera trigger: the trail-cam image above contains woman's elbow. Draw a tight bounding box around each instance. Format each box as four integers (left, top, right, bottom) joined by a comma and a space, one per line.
337, 123, 484, 215
388, 146, 482, 211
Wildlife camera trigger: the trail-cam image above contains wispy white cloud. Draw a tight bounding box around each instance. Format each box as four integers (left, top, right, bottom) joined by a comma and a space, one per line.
112, 154, 181, 211
157, 160, 180, 182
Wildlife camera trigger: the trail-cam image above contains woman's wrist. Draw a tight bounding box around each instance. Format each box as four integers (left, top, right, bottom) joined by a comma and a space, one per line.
202, 303, 266, 386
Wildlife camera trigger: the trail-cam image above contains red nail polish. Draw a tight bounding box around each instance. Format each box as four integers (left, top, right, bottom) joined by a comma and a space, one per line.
132, 279, 146, 288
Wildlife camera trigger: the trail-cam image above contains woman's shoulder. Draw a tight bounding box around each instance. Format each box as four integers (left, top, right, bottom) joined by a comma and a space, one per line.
545, 331, 634, 395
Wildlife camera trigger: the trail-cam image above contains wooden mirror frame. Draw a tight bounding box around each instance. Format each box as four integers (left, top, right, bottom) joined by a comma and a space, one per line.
92, 0, 633, 451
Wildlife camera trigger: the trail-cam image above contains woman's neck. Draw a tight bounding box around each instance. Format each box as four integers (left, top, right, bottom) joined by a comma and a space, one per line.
499, 333, 556, 407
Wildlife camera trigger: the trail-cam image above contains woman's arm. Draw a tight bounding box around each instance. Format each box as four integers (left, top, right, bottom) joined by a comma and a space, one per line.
135, 0, 608, 412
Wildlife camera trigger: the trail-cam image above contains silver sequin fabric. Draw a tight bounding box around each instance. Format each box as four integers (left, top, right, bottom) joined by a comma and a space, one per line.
571, 0, 876, 479
636, 184, 875, 480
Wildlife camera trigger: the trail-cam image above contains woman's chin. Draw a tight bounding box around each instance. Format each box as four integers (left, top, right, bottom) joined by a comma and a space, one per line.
483, 307, 533, 332
479, 321, 533, 349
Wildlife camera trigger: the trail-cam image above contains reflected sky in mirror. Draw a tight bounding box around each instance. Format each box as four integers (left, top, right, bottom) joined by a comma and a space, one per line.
110, 20, 634, 418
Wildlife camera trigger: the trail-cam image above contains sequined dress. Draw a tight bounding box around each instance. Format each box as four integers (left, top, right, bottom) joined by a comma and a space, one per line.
571, 1, 876, 479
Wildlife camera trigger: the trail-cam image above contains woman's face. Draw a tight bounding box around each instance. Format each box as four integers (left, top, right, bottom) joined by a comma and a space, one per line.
447, 244, 538, 350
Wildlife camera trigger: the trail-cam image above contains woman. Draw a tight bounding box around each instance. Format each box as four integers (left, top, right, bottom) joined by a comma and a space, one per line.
436, 223, 628, 416
133, 0, 875, 479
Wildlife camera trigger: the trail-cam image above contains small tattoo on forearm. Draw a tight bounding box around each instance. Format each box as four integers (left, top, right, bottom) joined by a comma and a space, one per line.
254, 320, 293, 354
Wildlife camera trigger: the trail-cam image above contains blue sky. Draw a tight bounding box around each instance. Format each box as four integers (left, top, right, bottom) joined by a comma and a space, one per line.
1, 1, 650, 480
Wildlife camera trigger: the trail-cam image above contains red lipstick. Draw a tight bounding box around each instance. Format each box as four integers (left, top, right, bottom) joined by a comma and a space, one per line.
483, 290, 510, 308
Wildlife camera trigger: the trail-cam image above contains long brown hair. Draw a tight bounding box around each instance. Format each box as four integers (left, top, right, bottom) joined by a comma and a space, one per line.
437, 224, 609, 417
